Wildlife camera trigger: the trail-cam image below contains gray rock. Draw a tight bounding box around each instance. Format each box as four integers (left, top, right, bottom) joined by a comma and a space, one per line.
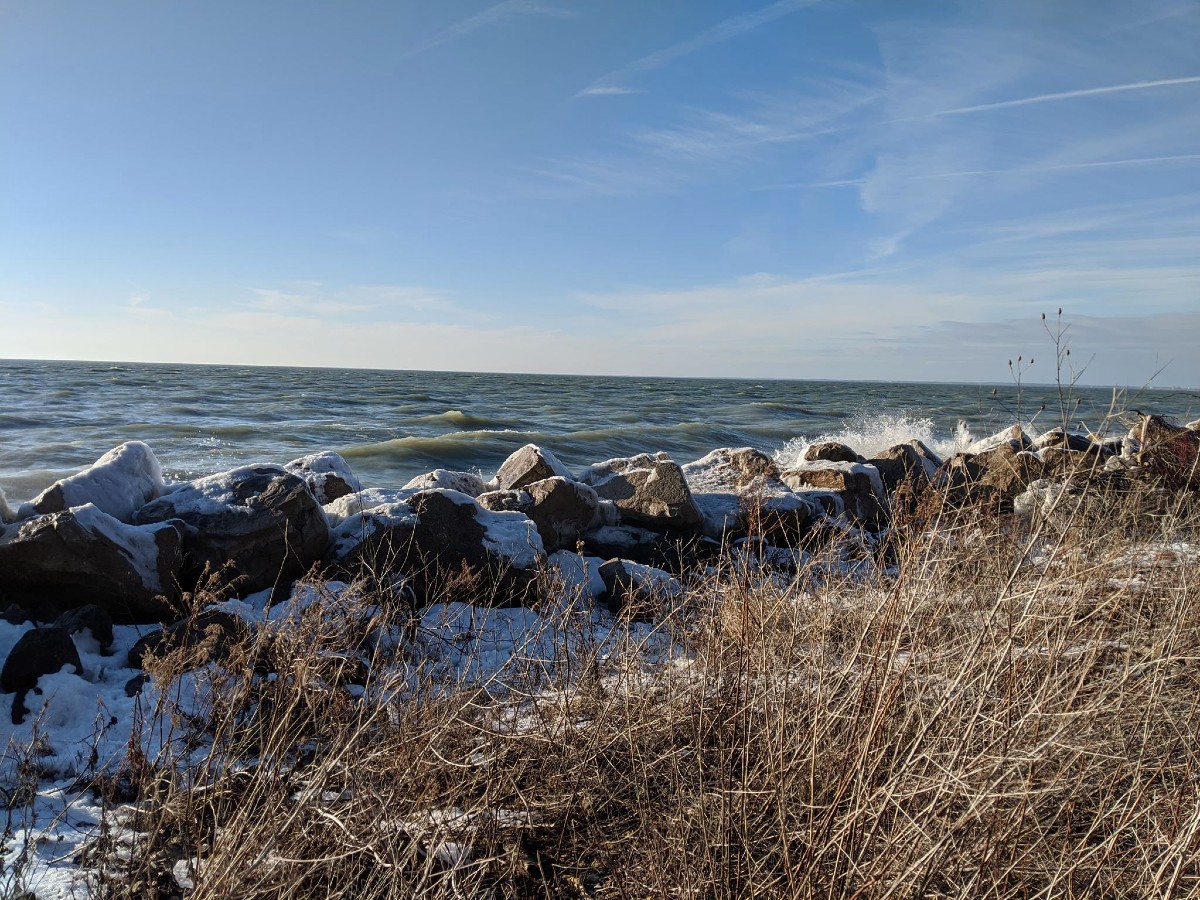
331, 490, 543, 607
493, 444, 574, 491
479, 477, 599, 552
579, 453, 701, 531
780, 462, 885, 527
867, 440, 942, 495
598, 559, 683, 621
136, 466, 330, 596
0, 506, 185, 621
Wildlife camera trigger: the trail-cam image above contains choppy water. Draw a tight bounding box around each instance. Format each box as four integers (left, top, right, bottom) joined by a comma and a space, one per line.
1, 359, 1196, 503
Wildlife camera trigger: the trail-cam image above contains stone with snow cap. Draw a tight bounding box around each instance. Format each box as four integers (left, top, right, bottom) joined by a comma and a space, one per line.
135, 465, 330, 596
683, 448, 814, 543
285, 451, 362, 504
21, 441, 165, 523
331, 489, 544, 607
0, 505, 185, 621
579, 452, 701, 531
403, 469, 490, 498
478, 476, 599, 552
966, 424, 1032, 456
803, 441, 862, 464
780, 461, 886, 528
493, 444, 574, 491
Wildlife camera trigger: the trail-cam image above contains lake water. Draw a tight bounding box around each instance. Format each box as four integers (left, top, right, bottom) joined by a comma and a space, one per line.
1, 359, 1196, 503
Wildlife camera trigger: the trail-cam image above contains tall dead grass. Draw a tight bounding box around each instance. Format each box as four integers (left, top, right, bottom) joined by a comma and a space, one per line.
82, 475, 1200, 899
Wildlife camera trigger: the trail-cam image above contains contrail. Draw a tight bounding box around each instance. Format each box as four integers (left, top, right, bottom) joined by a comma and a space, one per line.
934, 75, 1200, 116
768, 153, 1200, 190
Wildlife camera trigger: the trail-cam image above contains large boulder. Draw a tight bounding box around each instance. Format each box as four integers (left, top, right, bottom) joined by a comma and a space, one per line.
579, 453, 701, 531
285, 452, 362, 504
0, 505, 185, 621
493, 444, 574, 491
866, 441, 942, 495
974, 443, 1047, 499
780, 462, 885, 527
682, 448, 815, 543
965, 425, 1032, 456
20, 442, 164, 523
478, 477, 600, 552
330, 489, 544, 606
135, 466, 330, 596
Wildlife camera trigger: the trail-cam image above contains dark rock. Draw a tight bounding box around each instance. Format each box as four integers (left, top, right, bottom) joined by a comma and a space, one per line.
682, 448, 815, 543
1, 605, 31, 626
479, 477, 599, 552
597, 558, 683, 621
0, 507, 185, 622
974, 443, 1046, 499
127, 609, 247, 669
2, 627, 83, 694
53, 604, 115, 651
803, 441, 862, 464
494, 444, 574, 492
579, 453, 701, 531
124, 673, 148, 697
1032, 428, 1096, 454
331, 490, 543, 607
136, 466, 330, 596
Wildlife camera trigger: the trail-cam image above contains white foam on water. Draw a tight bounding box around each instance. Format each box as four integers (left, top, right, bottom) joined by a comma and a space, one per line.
775, 412, 970, 468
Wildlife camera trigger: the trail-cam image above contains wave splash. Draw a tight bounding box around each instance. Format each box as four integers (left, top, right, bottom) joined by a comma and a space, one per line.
775, 412, 974, 468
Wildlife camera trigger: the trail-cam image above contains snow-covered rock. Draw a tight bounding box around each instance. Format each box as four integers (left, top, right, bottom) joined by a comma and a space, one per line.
478, 476, 600, 552
403, 468, 490, 498
136, 465, 330, 595
0, 504, 185, 621
332, 489, 545, 607
20, 441, 164, 523
579, 452, 701, 530
598, 559, 683, 620
286, 451, 362, 504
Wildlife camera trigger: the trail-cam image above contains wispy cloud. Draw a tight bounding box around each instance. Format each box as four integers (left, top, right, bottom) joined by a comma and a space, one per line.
399, 0, 573, 60
930, 75, 1200, 117
249, 284, 450, 317
579, 0, 822, 96
772, 153, 1200, 189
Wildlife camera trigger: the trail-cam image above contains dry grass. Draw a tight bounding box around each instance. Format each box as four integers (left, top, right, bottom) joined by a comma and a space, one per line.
73, 474, 1200, 899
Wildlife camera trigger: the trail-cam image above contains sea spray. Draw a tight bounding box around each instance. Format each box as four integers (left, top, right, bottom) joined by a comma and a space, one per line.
775, 412, 977, 468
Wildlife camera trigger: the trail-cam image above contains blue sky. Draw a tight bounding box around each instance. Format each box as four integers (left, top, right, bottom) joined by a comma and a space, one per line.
2, 0, 1198, 386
